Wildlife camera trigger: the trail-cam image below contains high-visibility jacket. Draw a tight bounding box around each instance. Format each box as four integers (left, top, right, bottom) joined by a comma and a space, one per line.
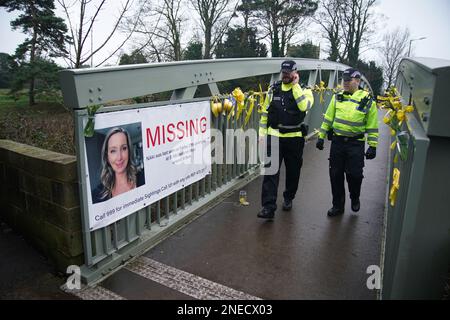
259, 82, 314, 138
318, 89, 379, 147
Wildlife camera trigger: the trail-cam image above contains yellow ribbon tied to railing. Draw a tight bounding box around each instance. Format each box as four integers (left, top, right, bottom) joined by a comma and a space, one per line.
225, 96, 234, 122
233, 87, 245, 120
378, 86, 415, 162
209, 87, 265, 126
313, 81, 326, 104
244, 95, 255, 128
333, 84, 343, 93
210, 95, 223, 117
389, 168, 400, 206
255, 84, 266, 114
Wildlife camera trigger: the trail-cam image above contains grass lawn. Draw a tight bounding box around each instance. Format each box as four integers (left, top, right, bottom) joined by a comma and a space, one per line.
0, 89, 75, 155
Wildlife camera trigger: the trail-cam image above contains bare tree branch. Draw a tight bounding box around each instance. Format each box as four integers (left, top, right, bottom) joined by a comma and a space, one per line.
190, 0, 238, 59
122, 0, 187, 62
79, 0, 106, 57
95, 2, 144, 66
315, 0, 377, 64
56, 0, 139, 68
379, 27, 410, 88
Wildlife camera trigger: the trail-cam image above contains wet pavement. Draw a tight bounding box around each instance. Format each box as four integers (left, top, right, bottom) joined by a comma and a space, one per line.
0, 221, 77, 300
96, 112, 389, 300
1, 112, 388, 300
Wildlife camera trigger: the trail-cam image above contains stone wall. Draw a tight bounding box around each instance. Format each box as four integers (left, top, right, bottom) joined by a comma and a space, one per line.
0, 140, 83, 272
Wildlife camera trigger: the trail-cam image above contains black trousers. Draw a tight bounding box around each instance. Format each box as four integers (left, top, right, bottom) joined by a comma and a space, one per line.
261, 135, 305, 212
329, 136, 365, 209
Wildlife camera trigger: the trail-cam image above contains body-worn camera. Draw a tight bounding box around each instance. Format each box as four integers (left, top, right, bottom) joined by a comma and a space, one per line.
300, 123, 309, 137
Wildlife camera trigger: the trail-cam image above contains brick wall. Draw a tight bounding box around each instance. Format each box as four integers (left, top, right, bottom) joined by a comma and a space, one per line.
0, 140, 83, 272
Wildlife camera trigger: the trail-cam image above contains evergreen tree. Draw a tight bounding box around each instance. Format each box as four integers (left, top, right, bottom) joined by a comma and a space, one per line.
119, 50, 148, 65
239, 0, 318, 57
183, 41, 203, 60
287, 41, 319, 58
215, 27, 269, 93
356, 60, 383, 96
215, 27, 268, 58
1, 0, 71, 105
9, 57, 62, 101
0, 53, 13, 88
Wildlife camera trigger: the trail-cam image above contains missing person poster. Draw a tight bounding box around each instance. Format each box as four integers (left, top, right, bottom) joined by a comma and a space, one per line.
83, 101, 211, 231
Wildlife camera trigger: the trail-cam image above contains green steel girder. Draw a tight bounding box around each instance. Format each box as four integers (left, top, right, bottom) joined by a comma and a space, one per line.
59, 57, 370, 110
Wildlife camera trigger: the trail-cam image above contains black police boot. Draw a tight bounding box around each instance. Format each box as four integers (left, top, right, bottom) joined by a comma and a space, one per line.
327, 207, 344, 217
282, 199, 292, 211
351, 198, 360, 212
257, 208, 275, 220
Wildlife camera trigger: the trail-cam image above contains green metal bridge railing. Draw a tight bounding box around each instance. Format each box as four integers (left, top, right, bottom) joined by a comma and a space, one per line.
59, 57, 368, 284
381, 57, 450, 299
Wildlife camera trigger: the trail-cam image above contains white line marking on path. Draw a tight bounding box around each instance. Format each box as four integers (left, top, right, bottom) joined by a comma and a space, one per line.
126, 256, 261, 300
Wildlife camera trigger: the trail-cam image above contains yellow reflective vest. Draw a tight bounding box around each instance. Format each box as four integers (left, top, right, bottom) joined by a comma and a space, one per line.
259, 82, 314, 138
318, 89, 379, 147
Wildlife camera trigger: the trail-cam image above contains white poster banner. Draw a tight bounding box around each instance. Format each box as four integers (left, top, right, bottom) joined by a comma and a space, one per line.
83, 101, 211, 231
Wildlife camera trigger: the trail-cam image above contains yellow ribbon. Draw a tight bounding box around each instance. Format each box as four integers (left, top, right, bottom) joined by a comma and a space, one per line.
314, 81, 326, 104
244, 95, 255, 128
227, 105, 235, 122
232, 87, 245, 108
389, 168, 400, 206
210, 96, 223, 117
209, 87, 266, 124
377, 85, 416, 163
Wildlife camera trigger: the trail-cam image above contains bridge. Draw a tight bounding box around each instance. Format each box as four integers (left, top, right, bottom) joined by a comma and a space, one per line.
4, 57, 449, 300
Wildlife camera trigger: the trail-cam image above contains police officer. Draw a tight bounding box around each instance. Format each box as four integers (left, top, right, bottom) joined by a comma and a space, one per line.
258, 60, 314, 219
316, 68, 378, 217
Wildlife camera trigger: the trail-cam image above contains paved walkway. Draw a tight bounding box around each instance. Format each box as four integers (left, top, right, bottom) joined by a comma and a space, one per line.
0, 221, 76, 299
93, 112, 389, 300
1, 112, 389, 300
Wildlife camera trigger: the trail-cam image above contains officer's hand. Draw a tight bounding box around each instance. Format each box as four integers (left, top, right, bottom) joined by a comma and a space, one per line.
316, 138, 324, 151
292, 72, 299, 85
365, 146, 376, 160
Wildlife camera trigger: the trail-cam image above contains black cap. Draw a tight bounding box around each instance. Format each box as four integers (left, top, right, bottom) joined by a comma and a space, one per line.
281, 60, 297, 72
342, 68, 361, 80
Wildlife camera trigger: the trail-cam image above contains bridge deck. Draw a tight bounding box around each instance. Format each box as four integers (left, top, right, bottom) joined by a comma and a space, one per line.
90, 112, 389, 300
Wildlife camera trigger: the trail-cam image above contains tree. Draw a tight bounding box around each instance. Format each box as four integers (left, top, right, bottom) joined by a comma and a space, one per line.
190, 0, 238, 59
356, 59, 383, 96
287, 41, 319, 58
9, 57, 62, 100
1, 0, 71, 105
125, 0, 186, 62
215, 26, 267, 58
0, 53, 13, 88
314, 0, 343, 61
215, 27, 268, 93
240, 0, 318, 57
119, 49, 148, 65
57, 0, 139, 68
379, 27, 410, 88
183, 40, 203, 60
342, 0, 377, 65
155, 0, 184, 61
315, 0, 377, 65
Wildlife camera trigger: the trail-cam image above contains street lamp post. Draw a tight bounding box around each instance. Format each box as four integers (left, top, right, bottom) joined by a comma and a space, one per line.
408, 37, 427, 57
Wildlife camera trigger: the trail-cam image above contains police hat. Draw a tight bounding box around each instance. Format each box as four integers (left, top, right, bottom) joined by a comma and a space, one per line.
281, 60, 297, 72
342, 68, 362, 81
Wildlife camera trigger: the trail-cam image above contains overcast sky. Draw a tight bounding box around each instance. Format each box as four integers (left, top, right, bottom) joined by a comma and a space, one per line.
1, 0, 449, 67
